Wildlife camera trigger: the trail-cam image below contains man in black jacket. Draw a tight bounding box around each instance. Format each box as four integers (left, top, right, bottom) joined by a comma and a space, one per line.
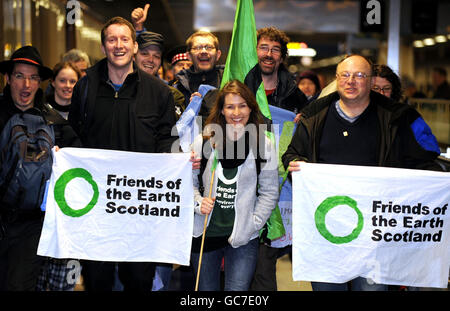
282, 54, 441, 291
69, 16, 177, 291
245, 27, 308, 118
250, 27, 308, 292
0, 46, 80, 290
173, 30, 224, 109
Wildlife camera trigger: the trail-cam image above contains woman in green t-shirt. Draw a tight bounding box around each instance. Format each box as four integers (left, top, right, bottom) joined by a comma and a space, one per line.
191, 80, 279, 291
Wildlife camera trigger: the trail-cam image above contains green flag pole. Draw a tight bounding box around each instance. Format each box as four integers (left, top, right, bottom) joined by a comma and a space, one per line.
221, 0, 284, 241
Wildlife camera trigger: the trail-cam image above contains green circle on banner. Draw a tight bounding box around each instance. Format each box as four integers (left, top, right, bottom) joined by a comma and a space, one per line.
54, 168, 99, 217
314, 195, 363, 244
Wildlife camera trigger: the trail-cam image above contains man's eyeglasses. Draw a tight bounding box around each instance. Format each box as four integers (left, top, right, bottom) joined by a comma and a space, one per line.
11, 72, 41, 83
257, 45, 282, 56
336, 71, 370, 82
190, 45, 216, 53
372, 86, 392, 93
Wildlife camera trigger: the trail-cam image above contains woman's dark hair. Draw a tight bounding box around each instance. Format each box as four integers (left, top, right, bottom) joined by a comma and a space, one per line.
372, 64, 403, 102
205, 80, 264, 147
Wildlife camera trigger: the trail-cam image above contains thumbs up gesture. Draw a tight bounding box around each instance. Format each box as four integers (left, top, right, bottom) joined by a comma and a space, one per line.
131, 3, 150, 31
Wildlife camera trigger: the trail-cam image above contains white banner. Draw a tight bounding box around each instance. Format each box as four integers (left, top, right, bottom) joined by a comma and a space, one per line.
37, 148, 194, 265
292, 163, 450, 288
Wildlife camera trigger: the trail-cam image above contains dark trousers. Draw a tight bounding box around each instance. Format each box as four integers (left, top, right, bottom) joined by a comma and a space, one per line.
250, 244, 291, 291
0, 218, 44, 291
81, 260, 155, 291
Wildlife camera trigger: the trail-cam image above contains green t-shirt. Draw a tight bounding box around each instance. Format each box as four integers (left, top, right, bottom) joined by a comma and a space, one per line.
206, 163, 239, 237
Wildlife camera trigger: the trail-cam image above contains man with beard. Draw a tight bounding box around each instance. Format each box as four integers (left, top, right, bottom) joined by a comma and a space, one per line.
245, 27, 308, 120
249, 27, 308, 291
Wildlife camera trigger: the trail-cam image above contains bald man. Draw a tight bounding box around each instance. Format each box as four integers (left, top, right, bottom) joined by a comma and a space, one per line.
282, 54, 442, 291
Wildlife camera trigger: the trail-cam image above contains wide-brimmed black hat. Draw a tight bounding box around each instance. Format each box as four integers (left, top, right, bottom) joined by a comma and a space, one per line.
137, 31, 164, 51
0, 45, 53, 80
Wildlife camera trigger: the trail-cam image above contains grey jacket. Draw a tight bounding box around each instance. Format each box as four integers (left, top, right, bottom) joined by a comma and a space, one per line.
192, 135, 279, 248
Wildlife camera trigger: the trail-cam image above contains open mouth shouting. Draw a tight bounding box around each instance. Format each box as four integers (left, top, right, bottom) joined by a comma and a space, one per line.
19, 90, 33, 102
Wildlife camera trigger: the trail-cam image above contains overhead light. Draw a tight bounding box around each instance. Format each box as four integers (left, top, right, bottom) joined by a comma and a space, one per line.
435, 35, 447, 43
301, 56, 313, 67
423, 38, 435, 46
288, 48, 317, 57
413, 40, 424, 48
198, 27, 211, 33
287, 42, 308, 49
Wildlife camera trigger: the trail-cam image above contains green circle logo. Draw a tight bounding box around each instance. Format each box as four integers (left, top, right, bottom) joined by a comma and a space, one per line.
314, 195, 364, 244
54, 168, 99, 217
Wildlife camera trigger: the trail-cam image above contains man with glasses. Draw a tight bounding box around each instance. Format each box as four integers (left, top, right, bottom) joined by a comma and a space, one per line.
245, 27, 308, 119
173, 30, 224, 108
249, 26, 307, 292
282, 54, 442, 291
0, 46, 54, 290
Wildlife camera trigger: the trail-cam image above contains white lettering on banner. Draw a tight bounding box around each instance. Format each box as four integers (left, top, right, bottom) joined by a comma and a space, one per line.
292, 163, 450, 288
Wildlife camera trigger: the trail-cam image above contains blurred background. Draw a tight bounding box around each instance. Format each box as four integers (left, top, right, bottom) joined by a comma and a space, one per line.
1, 0, 449, 155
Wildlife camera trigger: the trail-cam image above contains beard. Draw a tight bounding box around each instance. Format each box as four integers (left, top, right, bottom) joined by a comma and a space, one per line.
259, 56, 278, 76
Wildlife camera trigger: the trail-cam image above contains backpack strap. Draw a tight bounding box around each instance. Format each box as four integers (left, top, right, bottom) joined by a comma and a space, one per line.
0, 154, 19, 201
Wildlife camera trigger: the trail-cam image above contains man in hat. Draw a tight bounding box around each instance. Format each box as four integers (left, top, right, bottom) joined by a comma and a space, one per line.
165, 45, 192, 83
135, 30, 186, 120
69, 16, 177, 291
130, 3, 192, 81
0, 45, 53, 290
135, 31, 164, 77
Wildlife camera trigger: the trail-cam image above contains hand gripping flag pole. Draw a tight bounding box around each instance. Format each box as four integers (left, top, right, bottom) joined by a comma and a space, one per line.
195, 150, 218, 291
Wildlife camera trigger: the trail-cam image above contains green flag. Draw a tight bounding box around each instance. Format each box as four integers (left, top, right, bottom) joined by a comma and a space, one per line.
221, 0, 285, 241
220, 0, 271, 120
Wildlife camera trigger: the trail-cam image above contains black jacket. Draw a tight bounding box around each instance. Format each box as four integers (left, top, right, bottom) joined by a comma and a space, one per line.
173, 65, 224, 107
192, 63, 309, 128
69, 58, 177, 153
244, 63, 308, 113
282, 91, 441, 171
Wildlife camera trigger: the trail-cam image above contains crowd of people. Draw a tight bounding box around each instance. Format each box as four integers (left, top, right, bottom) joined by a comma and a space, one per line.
0, 3, 446, 292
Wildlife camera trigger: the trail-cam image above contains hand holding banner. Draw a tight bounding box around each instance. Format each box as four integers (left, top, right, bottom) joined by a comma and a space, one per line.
292, 163, 450, 288
38, 148, 194, 265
